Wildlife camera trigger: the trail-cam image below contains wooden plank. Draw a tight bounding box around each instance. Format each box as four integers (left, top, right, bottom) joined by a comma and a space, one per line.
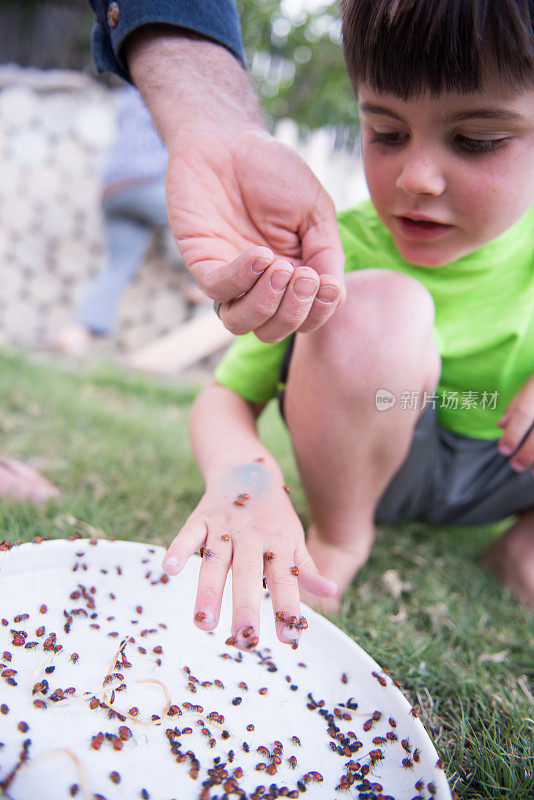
123, 311, 234, 375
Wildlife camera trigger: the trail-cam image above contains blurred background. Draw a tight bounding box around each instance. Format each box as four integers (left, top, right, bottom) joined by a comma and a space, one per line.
0, 0, 368, 365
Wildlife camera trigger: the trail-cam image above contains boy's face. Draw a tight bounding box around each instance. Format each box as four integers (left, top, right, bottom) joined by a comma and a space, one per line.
358, 81, 534, 266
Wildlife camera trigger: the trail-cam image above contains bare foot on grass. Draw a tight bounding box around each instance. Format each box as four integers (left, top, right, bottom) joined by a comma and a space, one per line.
0, 459, 60, 503
482, 510, 534, 607
300, 524, 375, 613
55, 322, 95, 360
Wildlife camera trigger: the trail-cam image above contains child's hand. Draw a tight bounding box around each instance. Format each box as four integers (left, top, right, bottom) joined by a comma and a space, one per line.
161, 463, 337, 650
497, 375, 534, 471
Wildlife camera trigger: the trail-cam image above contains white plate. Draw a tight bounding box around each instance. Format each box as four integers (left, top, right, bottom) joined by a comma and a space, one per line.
0, 538, 452, 800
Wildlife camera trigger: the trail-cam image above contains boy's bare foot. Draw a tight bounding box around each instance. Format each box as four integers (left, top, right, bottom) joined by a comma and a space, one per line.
55, 322, 95, 359
0, 458, 60, 503
482, 510, 534, 607
300, 524, 374, 613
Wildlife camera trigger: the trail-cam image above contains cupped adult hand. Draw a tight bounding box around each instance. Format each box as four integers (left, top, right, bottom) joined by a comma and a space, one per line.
127, 29, 346, 343
165, 127, 346, 342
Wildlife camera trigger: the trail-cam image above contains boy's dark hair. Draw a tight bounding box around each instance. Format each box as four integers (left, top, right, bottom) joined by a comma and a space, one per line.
342, 0, 534, 97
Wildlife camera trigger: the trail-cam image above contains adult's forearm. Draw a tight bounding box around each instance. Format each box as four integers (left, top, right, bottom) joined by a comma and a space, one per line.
125, 28, 266, 149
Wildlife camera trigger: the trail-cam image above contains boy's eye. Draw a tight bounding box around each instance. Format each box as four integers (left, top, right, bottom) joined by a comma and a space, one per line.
455, 134, 508, 155
370, 131, 407, 146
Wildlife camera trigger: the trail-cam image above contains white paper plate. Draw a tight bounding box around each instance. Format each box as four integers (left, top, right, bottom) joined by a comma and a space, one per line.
0, 538, 452, 800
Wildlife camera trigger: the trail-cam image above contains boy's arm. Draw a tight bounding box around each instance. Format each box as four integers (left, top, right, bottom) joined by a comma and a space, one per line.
162, 383, 336, 648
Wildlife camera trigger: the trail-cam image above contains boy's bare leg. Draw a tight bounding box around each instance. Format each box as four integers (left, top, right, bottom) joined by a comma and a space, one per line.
482, 510, 534, 606
284, 270, 441, 609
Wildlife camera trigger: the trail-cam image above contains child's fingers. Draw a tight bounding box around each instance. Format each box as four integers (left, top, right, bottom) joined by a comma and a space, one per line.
498, 406, 533, 459
508, 428, 534, 472
162, 516, 208, 575
294, 541, 338, 598
264, 553, 304, 647
194, 533, 234, 631
498, 381, 534, 459
229, 537, 264, 650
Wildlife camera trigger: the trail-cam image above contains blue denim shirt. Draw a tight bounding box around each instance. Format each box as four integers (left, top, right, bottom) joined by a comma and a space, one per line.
89, 0, 245, 81
102, 85, 168, 185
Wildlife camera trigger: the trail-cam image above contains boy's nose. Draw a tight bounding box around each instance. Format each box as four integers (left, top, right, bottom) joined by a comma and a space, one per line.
395, 149, 446, 197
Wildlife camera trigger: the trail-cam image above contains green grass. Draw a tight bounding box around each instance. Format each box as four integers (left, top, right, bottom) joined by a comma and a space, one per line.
1, 348, 533, 799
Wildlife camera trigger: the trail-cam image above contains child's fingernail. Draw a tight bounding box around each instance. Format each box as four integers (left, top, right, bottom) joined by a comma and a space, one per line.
270, 269, 293, 292
293, 277, 318, 300
163, 555, 180, 574
316, 284, 339, 303
235, 625, 259, 649
510, 460, 525, 472
252, 253, 274, 274
195, 609, 215, 626
280, 625, 301, 644
498, 443, 512, 456
325, 579, 338, 594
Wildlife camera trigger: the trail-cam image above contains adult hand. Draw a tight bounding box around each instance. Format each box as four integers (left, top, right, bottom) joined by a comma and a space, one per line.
126, 29, 346, 343
498, 375, 534, 472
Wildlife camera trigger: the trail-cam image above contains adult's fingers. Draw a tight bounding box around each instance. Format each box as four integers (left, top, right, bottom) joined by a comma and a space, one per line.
194, 532, 234, 631
249, 266, 322, 343
162, 516, 208, 576
257, 272, 344, 340
190, 247, 276, 305
218, 259, 297, 335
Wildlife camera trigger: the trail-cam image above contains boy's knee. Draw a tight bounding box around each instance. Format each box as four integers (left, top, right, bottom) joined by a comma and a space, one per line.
345, 269, 435, 335
318, 270, 434, 353
291, 269, 439, 391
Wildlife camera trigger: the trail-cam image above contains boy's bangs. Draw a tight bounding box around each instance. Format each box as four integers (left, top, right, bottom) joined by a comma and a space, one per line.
342, 0, 534, 97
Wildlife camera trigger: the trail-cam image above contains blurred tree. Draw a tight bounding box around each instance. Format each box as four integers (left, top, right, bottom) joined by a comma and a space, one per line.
0, 0, 92, 71
0, 0, 358, 137
237, 0, 358, 138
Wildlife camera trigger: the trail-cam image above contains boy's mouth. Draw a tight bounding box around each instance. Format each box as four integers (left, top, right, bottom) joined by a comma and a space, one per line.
395, 215, 453, 239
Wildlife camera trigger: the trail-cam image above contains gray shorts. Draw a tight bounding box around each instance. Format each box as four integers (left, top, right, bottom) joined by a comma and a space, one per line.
376, 406, 534, 526
278, 337, 534, 526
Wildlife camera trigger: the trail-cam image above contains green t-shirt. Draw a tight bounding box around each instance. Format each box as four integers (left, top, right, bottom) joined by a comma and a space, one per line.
215, 201, 534, 439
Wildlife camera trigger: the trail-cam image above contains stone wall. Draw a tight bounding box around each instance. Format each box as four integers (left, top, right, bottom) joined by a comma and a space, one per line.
0, 66, 189, 353
0, 66, 369, 356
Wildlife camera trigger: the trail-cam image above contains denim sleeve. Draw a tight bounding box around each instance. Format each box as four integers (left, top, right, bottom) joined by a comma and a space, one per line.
88, 0, 245, 82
